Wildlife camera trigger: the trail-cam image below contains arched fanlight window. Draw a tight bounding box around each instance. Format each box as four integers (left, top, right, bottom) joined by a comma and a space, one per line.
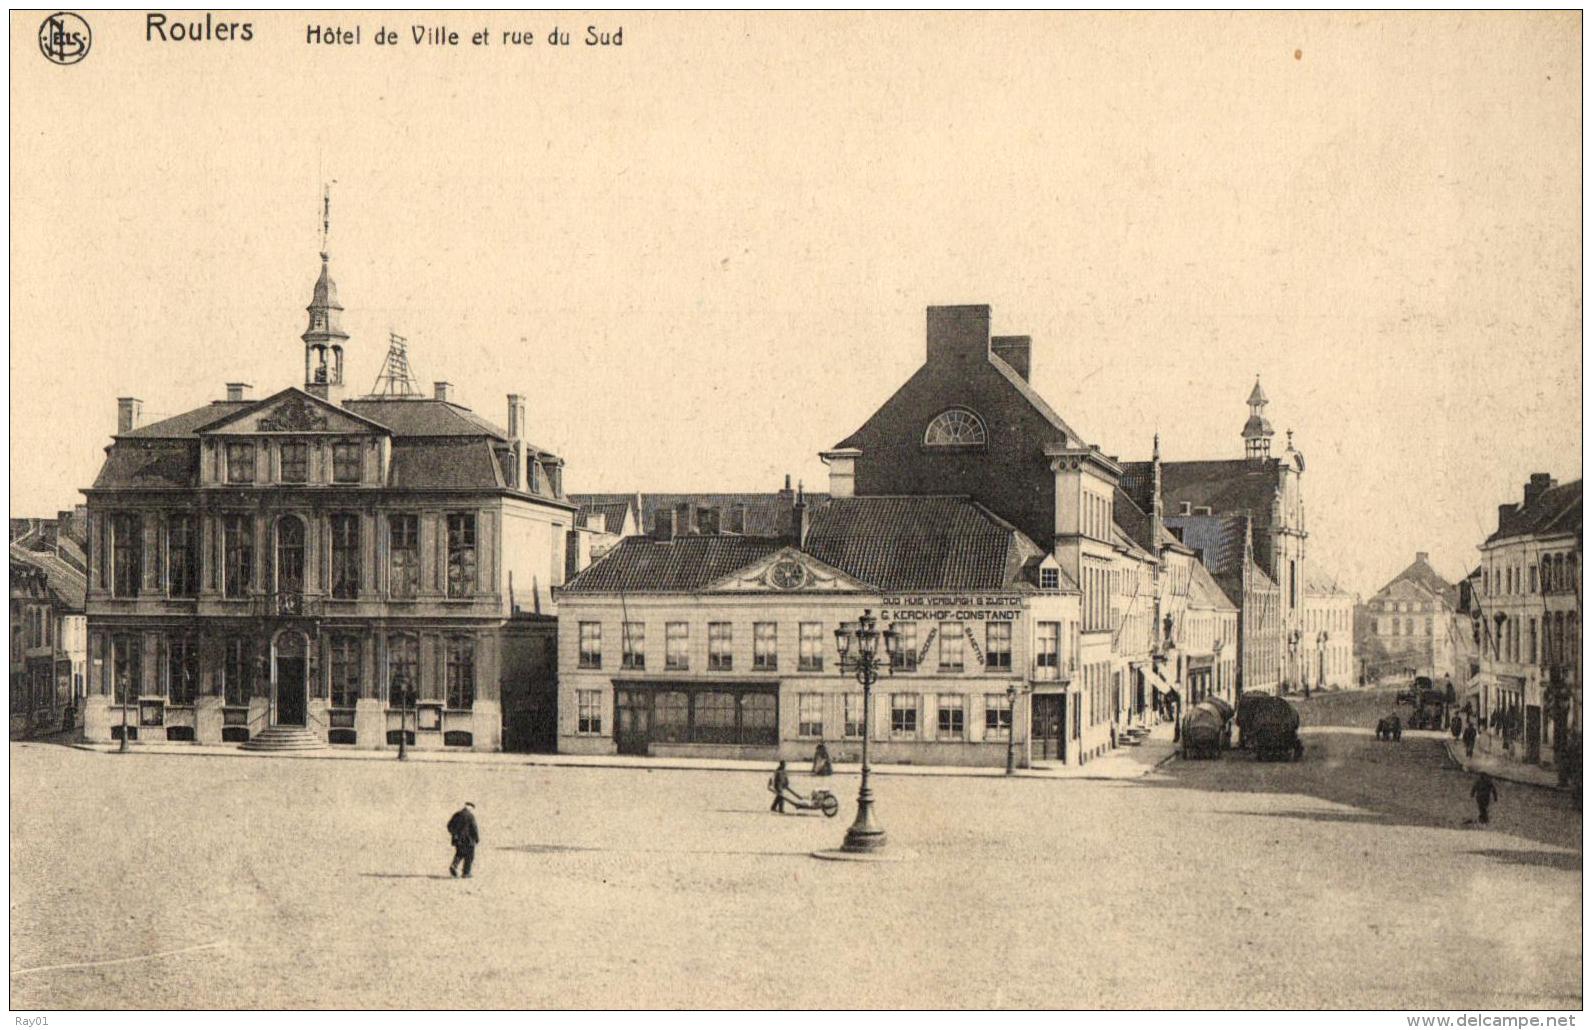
923, 408, 987, 447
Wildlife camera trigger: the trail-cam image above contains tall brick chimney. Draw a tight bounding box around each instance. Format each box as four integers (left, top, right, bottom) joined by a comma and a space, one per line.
926, 304, 991, 366
1524, 472, 1556, 508
991, 335, 1031, 381
116, 397, 142, 434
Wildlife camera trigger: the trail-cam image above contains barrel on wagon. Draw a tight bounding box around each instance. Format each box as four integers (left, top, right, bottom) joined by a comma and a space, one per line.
1247, 695, 1303, 761
1181, 701, 1228, 760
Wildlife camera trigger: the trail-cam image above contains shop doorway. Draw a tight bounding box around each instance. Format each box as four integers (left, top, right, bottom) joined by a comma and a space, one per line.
1032, 693, 1066, 763
615, 688, 651, 756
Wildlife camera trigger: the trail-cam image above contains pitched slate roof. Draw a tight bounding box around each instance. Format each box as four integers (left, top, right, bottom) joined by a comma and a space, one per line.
1163, 513, 1250, 577
563, 495, 1053, 595
344, 398, 509, 440
120, 402, 251, 439
387, 439, 506, 491
1372, 554, 1457, 607
1188, 559, 1239, 612
91, 440, 199, 490
562, 536, 787, 593
1487, 479, 1582, 544
803, 496, 1042, 592
1120, 458, 1281, 522
10, 545, 86, 611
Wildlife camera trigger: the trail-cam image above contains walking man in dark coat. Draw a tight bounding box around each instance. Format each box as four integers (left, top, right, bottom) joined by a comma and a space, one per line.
447, 802, 480, 878
1470, 772, 1499, 825
1462, 720, 1478, 758
1390, 714, 1402, 742
770, 761, 792, 813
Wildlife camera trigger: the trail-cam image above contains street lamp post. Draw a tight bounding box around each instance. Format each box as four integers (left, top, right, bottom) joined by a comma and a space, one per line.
1314, 630, 1327, 700
832, 609, 896, 854
118, 678, 130, 753
1288, 628, 1301, 697
1005, 681, 1025, 776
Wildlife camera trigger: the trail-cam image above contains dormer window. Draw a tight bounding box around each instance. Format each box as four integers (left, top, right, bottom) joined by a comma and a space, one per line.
924, 408, 987, 447
1041, 567, 1060, 591
226, 441, 256, 484
527, 458, 542, 494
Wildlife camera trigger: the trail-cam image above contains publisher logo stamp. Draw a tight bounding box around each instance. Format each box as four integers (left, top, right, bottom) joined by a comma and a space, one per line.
39, 12, 91, 65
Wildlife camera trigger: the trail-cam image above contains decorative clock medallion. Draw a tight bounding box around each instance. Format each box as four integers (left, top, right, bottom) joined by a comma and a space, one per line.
768, 560, 807, 590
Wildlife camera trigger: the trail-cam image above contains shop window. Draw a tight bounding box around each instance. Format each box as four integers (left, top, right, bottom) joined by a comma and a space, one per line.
653, 690, 689, 743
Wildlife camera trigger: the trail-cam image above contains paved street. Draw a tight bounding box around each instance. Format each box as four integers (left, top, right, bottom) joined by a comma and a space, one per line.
11, 730, 1580, 1010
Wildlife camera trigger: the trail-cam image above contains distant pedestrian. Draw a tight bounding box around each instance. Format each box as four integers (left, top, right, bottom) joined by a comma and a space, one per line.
447, 802, 479, 879
770, 760, 792, 814
1462, 720, 1477, 758
1470, 772, 1499, 825
1391, 715, 1402, 743
811, 742, 833, 777
1450, 714, 1463, 739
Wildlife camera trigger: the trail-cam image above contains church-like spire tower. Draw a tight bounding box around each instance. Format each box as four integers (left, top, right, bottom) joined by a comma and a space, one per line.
1242, 376, 1274, 460
303, 184, 349, 401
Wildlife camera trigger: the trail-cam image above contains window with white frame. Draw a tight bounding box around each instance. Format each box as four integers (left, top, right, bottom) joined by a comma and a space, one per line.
985, 622, 1012, 671
937, 694, 965, 739
798, 693, 824, 738
578, 622, 602, 669
890, 694, 918, 737
708, 622, 733, 671
985, 693, 1012, 739
576, 690, 603, 734
938, 622, 963, 671
844, 693, 864, 738
665, 621, 689, 670
621, 622, 645, 670
1035, 622, 1060, 677
891, 623, 918, 671
798, 622, 823, 671
1040, 566, 1060, 591
923, 408, 987, 447
753, 622, 778, 670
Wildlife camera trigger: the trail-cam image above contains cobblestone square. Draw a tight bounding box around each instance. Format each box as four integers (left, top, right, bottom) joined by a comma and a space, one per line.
10, 732, 1580, 1009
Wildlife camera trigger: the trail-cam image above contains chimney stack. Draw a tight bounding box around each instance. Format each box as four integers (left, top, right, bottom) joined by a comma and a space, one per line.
791, 484, 811, 547
116, 397, 142, 434
1498, 504, 1517, 531
821, 448, 861, 499
507, 394, 526, 440
674, 502, 698, 537
1416, 551, 1430, 564
926, 304, 992, 366
991, 335, 1032, 381
434, 382, 452, 403
1524, 472, 1556, 508
652, 511, 675, 542
226, 382, 252, 403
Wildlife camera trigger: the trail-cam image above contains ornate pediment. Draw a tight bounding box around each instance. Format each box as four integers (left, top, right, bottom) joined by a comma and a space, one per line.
704, 547, 875, 594
199, 389, 386, 436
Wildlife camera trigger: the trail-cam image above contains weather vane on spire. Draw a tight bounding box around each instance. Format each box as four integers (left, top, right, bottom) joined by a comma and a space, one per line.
320, 182, 332, 257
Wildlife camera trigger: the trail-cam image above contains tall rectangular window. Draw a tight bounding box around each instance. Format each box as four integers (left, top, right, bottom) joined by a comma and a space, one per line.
226, 441, 256, 484
388, 515, 419, 598
112, 634, 140, 704
332, 440, 362, 483
1035, 622, 1060, 678
798, 622, 824, 672
387, 634, 419, 704
621, 622, 645, 670
891, 623, 917, 671
223, 637, 253, 705
844, 693, 865, 738
938, 622, 964, 671
890, 694, 918, 737
280, 440, 309, 483
330, 514, 360, 599
446, 513, 477, 598
329, 635, 361, 707
985, 693, 1012, 739
753, 622, 778, 671
798, 693, 824, 738
937, 694, 965, 739
986, 622, 1013, 671
446, 637, 475, 709
578, 622, 602, 669
665, 622, 689, 670
111, 514, 142, 598
708, 622, 733, 671
222, 514, 252, 599
576, 690, 603, 734
165, 636, 197, 704
166, 514, 198, 598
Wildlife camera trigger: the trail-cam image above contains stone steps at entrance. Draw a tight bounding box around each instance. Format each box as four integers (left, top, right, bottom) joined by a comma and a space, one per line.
239, 725, 326, 752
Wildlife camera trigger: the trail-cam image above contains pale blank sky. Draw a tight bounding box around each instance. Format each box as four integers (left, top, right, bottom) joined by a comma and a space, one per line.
10, 11, 1582, 597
